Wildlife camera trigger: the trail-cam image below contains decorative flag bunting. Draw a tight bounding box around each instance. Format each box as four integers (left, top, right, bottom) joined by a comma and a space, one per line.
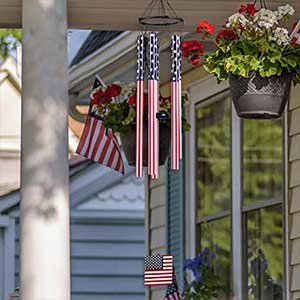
144, 254, 173, 286
171, 35, 182, 170
165, 269, 181, 300
136, 35, 145, 178
148, 32, 159, 179
76, 76, 125, 174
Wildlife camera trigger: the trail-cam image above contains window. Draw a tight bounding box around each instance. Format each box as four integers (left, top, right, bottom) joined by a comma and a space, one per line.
195, 97, 232, 299
194, 95, 286, 300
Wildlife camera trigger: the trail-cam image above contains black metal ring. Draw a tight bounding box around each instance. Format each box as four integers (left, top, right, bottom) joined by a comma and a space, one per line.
138, 15, 184, 26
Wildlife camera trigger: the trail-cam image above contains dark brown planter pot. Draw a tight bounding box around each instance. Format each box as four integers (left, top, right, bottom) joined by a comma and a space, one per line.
120, 122, 171, 166
229, 73, 292, 119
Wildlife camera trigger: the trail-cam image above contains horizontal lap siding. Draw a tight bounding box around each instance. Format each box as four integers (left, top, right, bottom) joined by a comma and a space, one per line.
289, 85, 300, 299
147, 166, 167, 300
15, 218, 145, 300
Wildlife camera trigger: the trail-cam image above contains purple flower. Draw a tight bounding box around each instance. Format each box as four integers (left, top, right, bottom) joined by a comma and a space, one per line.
203, 247, 210, 255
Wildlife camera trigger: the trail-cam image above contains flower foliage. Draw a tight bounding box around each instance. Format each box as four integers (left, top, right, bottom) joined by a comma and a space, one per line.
90, 82, 191, 133
182, 248, 227, 300
182, 3, 300, 84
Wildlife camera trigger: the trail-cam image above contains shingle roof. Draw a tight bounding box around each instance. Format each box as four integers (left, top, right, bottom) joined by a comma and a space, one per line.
70, 31, 122, 67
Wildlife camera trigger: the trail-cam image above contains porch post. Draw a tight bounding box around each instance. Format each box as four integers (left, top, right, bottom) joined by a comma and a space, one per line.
20, 1, 70, 300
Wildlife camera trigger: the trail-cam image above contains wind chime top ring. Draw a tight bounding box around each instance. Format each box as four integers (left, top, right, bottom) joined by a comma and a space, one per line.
138, 15, 184, 27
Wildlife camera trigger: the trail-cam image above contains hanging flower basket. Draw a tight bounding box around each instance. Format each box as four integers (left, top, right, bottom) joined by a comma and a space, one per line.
182, 2, 300, 119
229, 72, 292, 118
120, 121, 171, 166
88, 82, 190, 166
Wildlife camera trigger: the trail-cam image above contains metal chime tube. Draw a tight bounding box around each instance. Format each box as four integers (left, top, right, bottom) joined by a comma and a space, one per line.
171, 35, 182, 170
136, 34, 145, 177
178, 36, 182, 159
148, 32, 159, 179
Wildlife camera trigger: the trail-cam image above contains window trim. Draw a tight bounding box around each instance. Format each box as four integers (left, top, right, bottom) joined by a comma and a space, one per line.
185, 75, 289, 300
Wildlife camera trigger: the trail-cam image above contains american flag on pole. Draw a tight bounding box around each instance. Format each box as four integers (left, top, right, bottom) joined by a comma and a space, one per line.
148, 32, 159, 179
291, 21, 300, 43
165, 270, 181, 300
171, 35, 182, 170
76, 76, 125, 174
144, 254, 173, 286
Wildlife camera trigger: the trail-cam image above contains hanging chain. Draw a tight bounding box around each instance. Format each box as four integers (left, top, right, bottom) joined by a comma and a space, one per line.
253, 0, 267, 9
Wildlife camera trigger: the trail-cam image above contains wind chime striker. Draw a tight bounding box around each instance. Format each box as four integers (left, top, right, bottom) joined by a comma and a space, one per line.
135, 0, 184, 179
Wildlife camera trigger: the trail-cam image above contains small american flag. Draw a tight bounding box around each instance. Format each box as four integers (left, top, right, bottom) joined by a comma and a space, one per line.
291, 21, 300, 40
76, 76, 125, 174
165, 270, 181, 300
144, 254, 173, 286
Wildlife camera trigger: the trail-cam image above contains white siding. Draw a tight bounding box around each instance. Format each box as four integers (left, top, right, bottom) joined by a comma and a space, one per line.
146, 166, 167, 300
14, 217, 145, 300
289, 85, 300, 299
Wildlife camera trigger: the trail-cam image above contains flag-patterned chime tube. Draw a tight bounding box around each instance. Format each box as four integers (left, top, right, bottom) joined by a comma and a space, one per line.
171, 35, 182, 170
136, 35, 145, 177
148, 32, 159, 179
135, 33, 182, 178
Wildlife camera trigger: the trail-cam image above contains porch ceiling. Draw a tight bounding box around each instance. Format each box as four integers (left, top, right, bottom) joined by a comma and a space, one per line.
1, 0, 300, 31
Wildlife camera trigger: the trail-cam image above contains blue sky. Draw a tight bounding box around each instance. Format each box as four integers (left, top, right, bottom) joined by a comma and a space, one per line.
68, 29, 91, 65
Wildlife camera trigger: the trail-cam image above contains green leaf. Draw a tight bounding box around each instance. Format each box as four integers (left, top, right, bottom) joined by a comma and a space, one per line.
121, 107, 136, 126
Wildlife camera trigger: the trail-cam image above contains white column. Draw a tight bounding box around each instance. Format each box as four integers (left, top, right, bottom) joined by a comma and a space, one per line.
20, 1, 70, 300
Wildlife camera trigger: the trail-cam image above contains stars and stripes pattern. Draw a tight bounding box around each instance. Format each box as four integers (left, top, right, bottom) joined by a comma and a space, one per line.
165, 270, 181, 300
148, 32, 159, 179
76, 76, 125, 174
136, 34, 145, 178
144, 254, 173, 286
291, 21, 300, 40
171, 35, 182, 170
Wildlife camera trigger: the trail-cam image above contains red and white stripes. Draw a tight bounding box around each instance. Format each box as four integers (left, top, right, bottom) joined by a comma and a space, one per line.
148, 32, 159, 179
136, 34, 145, 177
136, 80, 144, 177
171, 35, 182, 170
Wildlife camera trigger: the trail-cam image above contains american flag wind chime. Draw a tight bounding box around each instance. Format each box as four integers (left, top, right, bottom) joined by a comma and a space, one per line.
135, 32, 182, 179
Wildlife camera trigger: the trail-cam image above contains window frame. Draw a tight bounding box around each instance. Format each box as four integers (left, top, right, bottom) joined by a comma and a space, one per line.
185, 75, 289, 300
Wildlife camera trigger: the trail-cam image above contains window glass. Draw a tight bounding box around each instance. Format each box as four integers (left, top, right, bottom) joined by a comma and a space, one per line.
199, 218, 232, 299
246, 206, 284, 300
196, 98, 231, 218
243, 119, 283, 206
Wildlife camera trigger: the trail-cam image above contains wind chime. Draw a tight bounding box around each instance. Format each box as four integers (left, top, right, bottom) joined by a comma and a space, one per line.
136, 0, 184, 179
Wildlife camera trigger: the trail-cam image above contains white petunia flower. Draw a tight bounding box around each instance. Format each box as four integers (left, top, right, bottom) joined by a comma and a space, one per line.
271, 27, 290, 45
226, 13, 249, 28
275, 4, 295, 20
254, 9, 278, 29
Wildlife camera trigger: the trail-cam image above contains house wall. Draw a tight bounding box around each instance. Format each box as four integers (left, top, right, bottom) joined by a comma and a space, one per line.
14, 215, 145, 300
147, 66, 300, 300
0, 71, 21, 195
146, 67, 208, 300
289, 85, 300, 300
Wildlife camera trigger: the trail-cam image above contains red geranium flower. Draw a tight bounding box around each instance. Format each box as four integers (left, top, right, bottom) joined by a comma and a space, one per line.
189, 56, 201, 65
216, 28, 238, 44
105, 84, 122, 98
90, 89, 106, 106
196, 20, 215, 35
181, 40, 204, 58
239, 3, 256, 16
128, 94, 136, 107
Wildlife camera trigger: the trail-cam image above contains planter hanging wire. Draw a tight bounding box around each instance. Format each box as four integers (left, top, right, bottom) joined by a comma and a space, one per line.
138, 0, 184, 27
